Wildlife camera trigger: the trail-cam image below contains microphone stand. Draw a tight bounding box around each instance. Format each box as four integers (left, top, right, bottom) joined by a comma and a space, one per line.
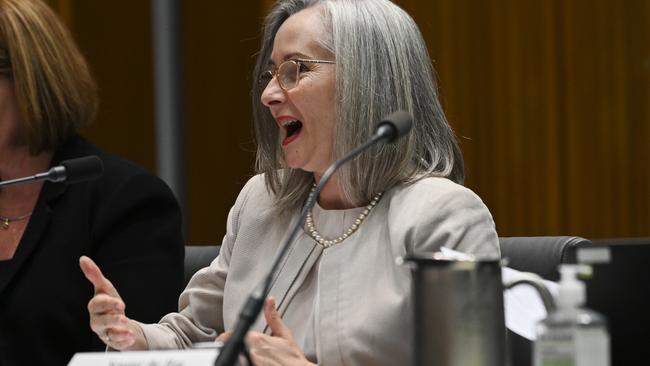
0, 156, 103, 188
0, 167, 66, 188
214, 130, 394, 366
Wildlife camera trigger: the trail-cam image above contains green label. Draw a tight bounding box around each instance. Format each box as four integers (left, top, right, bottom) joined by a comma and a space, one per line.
540, 360, 574, 366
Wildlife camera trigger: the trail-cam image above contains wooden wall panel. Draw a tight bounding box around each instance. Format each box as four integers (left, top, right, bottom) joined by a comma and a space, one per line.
50, 0, 649, 242
50, 0, 261, 244
64, 0, 157, 171
180, 1, 261, 243
398, 0, 650, 238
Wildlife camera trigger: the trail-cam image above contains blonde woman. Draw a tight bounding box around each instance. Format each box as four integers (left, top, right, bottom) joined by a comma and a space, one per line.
0, 1, 184, 365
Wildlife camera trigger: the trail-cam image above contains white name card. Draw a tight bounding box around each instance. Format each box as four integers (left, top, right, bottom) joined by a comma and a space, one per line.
67, 349, 219, 366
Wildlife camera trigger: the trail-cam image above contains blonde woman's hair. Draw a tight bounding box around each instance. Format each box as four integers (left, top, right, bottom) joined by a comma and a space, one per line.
0, 0, 97, 154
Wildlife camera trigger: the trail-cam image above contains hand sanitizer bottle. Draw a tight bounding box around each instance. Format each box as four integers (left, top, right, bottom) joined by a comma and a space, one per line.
533, 264, 610, 366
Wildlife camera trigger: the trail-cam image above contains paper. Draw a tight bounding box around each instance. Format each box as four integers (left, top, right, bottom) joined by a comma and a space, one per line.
67, 349, 219, 366
502, 267, 558, 340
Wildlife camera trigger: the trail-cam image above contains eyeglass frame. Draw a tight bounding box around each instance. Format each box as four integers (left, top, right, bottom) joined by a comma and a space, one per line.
258, 58, 335, 92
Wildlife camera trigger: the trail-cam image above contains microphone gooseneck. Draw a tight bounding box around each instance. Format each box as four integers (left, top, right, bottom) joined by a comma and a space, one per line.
0, 155, 104, 188
214, 111, 412, 366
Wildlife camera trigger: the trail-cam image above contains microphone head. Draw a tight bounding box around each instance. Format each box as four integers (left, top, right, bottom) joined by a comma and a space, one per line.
60, 156, 104, 184
375, 110, 413, 143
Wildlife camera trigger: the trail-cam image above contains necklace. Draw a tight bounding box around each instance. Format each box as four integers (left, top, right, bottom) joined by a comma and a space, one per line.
304, 187, 383, 248
0, 211, 33, 230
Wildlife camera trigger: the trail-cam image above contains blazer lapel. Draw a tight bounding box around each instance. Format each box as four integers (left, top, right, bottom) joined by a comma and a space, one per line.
252, 234, 322, 333
0, 181, 65, 296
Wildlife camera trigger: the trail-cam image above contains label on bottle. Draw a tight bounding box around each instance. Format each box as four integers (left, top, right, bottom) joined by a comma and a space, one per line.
575, 328, 609, 366
535, 327, 609, 366
536, 327, 575, 366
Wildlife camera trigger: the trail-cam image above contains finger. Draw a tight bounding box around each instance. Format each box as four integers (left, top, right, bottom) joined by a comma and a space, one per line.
216, 331, 232, 343
90, 312, 128, 334
249, 349, 283, 366
105, 326, 135, 349
79, 256, 120, 297
88, 293, 125, 315
246, 332, 298, 366
245, 331, 270, 350
264, 297, 292, 340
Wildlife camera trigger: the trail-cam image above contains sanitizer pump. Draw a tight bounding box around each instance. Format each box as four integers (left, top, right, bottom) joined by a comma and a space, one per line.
533, 264, 610, 366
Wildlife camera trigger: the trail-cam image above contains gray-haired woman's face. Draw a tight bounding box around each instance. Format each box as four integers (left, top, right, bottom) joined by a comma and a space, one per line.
261, 6, 336, 177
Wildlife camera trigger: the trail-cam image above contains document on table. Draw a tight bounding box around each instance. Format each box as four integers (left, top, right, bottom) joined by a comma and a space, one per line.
502, 266, 558, 340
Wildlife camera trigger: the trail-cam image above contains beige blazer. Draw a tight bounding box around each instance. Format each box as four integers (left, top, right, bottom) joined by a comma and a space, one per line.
140, 174, 499, 365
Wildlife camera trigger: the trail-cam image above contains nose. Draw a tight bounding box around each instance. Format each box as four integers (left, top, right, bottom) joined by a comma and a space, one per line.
261, 77, 286, 107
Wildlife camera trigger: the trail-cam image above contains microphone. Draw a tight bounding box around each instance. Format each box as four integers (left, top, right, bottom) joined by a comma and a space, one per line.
375, 110, 413, 143
0, 156, 104, 188
214, 111, 413, 366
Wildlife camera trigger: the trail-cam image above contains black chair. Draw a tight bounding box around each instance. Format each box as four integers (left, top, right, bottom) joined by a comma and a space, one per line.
500, 236, 590, 281
184, 245, 220, 288
499, 236, 591, 366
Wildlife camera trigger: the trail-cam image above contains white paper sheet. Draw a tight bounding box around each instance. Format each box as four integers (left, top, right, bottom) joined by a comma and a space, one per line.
68, 349, 219, 366
502, 267, 558, 340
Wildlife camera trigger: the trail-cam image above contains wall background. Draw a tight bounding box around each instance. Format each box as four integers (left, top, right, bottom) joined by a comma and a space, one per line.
47, 0, 650, 243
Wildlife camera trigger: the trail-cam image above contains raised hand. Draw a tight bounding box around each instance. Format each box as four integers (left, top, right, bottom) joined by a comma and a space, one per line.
79, 256, 146, 350
245, 297, 315, 366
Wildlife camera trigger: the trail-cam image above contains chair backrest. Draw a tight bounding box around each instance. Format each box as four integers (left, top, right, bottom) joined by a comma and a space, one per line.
499, 236, 591, 366
499, 236, 591, 281
184, 245, 220, 288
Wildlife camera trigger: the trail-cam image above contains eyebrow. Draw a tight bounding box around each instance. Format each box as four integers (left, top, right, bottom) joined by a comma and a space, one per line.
267, 52, 315, 66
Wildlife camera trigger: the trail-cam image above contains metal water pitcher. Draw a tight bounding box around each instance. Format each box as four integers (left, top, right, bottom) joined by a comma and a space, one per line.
403, 255, 508, 366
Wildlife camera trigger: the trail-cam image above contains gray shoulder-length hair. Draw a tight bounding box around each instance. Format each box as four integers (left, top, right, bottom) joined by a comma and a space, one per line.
252, 0, 464, 212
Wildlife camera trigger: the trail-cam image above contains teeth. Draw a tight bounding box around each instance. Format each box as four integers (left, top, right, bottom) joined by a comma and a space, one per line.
282, 120, 299, 127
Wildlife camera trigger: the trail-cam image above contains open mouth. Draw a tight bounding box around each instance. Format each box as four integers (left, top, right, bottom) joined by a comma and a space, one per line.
282, 120, 303, 145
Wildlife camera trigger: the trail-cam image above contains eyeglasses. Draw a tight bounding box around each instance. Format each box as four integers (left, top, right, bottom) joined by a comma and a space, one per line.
258, 59, 335, 91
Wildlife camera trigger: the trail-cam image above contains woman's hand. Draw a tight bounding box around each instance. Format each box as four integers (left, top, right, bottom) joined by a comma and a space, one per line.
79, 256, 147, 350
244, 297, 315, 366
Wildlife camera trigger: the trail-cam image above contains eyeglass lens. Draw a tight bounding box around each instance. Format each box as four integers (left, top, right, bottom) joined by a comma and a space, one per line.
278, 61, 300, 90
258, 60, 300, 91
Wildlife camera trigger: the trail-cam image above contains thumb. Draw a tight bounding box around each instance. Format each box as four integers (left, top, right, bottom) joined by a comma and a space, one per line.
264, 297, 292, 340
79, 256, 120, 298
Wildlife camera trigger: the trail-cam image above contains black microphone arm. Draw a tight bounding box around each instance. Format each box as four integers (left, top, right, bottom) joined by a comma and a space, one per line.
0, 155, 104, 188
214, 111, 412, 366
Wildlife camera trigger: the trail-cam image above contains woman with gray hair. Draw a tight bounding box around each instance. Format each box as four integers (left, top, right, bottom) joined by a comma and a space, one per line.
81, 0, 499, 364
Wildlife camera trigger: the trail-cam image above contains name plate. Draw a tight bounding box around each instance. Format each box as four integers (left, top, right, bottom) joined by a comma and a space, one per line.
68, 349, 219, 366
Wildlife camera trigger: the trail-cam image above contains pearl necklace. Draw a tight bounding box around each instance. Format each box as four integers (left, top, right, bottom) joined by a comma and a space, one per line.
304, 188, 383, 248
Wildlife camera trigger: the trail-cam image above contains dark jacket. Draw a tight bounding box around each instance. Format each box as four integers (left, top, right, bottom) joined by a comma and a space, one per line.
0, 135, 185, 366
